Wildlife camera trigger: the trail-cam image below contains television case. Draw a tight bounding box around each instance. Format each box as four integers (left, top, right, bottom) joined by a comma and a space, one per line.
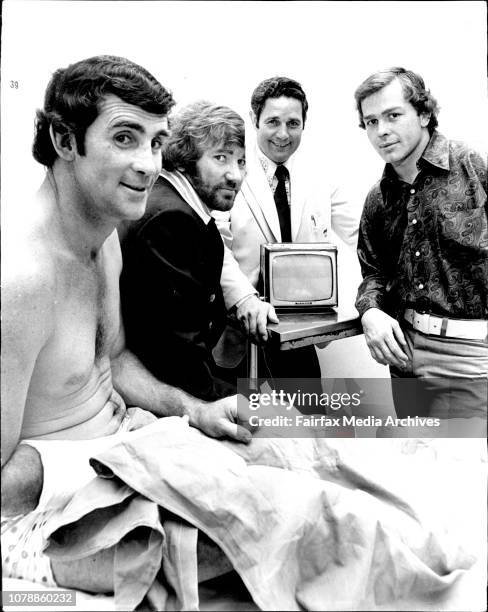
260, 242, 338, 313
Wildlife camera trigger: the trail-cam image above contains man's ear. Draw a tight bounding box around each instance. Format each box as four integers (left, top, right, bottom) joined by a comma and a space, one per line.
249, 109, 259, 130
420, 112, 431, 128
49, 124, 77, 161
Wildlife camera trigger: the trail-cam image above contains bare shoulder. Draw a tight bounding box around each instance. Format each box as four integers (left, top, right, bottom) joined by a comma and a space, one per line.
2, 202, 57, 346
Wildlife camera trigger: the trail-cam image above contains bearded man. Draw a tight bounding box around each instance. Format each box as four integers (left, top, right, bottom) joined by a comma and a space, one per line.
120, 101, 259, 402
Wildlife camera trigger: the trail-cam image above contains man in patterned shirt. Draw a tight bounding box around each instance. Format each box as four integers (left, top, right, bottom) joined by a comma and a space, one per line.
354, 67, 487, 424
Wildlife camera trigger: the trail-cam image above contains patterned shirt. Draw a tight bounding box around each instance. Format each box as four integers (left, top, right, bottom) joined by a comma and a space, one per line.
356, 131, 488, 320
258, 151, 291, 204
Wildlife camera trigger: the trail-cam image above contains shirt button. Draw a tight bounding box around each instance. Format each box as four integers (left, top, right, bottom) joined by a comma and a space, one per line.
209, 293, 215, 303
415, 251, 420, 257
410, 188, 416, 194
411, 218, 417, 225
418, 283, 424, 289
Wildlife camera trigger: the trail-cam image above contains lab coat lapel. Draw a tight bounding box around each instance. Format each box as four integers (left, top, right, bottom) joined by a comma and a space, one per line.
244, 145, 281, 242
289, 156, 306, 241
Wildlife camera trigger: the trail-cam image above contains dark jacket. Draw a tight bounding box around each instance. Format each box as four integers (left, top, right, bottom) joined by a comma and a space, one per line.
120, 176, 232, 400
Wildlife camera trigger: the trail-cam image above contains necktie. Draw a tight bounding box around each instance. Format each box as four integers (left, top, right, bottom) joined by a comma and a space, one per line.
274, 164, 291, 242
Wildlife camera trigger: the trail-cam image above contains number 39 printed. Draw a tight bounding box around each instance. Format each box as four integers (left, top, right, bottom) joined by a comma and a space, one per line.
10, 80, 19, 89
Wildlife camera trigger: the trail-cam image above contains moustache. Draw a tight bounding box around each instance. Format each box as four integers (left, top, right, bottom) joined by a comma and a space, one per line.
216, 180, 238, 191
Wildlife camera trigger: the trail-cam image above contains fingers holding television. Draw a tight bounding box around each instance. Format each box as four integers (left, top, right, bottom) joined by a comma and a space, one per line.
361, 308, 409, 369
236, 295, 279, 344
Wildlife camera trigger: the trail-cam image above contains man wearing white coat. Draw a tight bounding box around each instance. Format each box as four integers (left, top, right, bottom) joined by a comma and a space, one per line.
213, 76, 360, 382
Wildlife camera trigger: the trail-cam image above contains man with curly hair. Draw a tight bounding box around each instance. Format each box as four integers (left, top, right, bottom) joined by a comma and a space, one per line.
120, 101, 257, 401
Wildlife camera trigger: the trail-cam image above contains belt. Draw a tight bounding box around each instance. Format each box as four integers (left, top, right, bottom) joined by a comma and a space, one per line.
404, 309, 488, 341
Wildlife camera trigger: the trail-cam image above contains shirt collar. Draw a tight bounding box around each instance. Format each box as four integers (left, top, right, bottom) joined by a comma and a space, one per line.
159, 168, 213, 225
257, 144, 293, 181
419, 131, 450, 171
380, 130, 450, 188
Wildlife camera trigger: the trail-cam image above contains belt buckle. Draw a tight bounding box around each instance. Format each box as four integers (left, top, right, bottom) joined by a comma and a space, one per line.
440, 317, 449, 337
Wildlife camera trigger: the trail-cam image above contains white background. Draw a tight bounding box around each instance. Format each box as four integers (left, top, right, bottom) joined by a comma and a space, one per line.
1, 0, 486, 211
1, 0, 487, 379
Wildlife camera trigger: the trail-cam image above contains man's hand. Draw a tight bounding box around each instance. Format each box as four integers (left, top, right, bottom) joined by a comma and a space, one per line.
112, 350, 254, 443
361, 308, 409, 368
189, 395, 253, 444
236, 295, 279, 344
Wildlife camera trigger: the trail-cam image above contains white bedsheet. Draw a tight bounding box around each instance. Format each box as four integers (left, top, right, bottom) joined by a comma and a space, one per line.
3, 435, 486, 611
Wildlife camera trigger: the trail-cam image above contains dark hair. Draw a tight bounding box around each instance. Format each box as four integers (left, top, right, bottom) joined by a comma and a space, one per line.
354, 67, 440, 133
33, 55, 175, 167
162, 100, 245, 173
250, 76, 308, 126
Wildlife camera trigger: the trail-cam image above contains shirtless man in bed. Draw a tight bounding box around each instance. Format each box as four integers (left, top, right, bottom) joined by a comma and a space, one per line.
1, 55, 248, 586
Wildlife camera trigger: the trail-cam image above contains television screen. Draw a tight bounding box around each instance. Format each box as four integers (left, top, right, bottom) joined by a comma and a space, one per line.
272, 253, 333, 302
